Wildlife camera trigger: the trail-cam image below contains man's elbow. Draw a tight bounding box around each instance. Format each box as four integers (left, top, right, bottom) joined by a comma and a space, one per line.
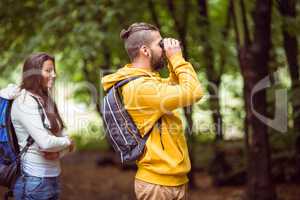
182, 87, 204, 106
194, 86, 204, 102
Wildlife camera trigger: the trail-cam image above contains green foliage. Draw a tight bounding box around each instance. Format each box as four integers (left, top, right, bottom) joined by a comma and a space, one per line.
270, 131, 298, 153
69, 122, 109, 152
0, 0, 298, 144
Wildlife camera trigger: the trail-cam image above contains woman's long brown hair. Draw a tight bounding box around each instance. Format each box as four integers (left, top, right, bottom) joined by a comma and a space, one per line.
20, 52, 64, 136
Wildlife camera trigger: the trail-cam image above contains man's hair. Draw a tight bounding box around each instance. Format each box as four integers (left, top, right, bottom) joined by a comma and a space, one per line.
120, 22, 159, 61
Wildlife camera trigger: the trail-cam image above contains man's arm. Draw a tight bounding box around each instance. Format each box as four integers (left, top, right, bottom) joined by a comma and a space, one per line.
161, 63, 179, 84
134, 38, 203, 113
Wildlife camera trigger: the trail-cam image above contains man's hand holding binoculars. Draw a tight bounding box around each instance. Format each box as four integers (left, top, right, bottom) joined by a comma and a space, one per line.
159, 38, 182, 60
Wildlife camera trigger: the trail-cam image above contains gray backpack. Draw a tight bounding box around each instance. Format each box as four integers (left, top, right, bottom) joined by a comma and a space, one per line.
101, 77, 160, 164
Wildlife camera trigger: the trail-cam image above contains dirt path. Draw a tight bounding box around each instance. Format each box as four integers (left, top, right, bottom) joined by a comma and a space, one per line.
60, 152, 300, 200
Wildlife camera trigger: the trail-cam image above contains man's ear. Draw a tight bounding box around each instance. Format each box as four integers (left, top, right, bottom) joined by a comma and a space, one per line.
140, 45, 151, 57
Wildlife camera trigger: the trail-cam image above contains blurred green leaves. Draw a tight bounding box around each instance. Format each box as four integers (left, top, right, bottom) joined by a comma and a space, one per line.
1, 0, 298, 140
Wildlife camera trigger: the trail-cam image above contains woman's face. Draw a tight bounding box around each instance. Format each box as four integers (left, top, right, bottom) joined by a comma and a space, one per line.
41, 59, 56, 90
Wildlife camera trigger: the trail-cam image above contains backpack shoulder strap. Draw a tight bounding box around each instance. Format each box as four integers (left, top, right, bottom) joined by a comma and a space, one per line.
6, 99, 20, 154
114, 76, 144, 89
110, 75, 161, 144
30, 94, 51, 130
143, 117, 162, 139
17, 136, 34, 157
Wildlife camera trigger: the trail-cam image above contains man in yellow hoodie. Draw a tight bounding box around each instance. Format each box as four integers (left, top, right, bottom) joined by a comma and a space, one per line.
101, 22, 203, 200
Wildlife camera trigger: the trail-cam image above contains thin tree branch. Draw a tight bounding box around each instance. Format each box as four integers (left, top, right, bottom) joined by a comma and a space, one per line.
148, 0, 161, 29
240, 0, 251, 45
219, 0, 233, 77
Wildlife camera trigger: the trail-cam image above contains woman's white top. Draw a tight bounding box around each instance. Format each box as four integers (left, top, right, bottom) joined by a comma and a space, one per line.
1, 85, 71, 177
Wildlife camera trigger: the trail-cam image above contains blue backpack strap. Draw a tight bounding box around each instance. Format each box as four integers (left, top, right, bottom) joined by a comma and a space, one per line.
114, 76, 144, 89
0, 97, 11, 142
4, 98, 34, 155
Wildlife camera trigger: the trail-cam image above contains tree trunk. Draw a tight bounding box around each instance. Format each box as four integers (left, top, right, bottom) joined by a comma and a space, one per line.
278, 0, 300, 136
232, 0, 276, 199
231, 0, 252, 168
197, 0, 224, 141
197, 0, 235, 186
278, 0, 300, 179
246, 0, 276, 199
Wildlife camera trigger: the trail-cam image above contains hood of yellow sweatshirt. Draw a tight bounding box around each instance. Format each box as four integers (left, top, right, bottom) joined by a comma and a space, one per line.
101, 64, 158, 91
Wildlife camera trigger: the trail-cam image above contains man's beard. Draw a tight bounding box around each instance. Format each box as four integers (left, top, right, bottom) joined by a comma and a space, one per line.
151, 50, 165, 71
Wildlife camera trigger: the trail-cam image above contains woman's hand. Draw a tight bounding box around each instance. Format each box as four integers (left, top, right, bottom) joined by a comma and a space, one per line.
42, 139, 75, 160
68, 139, 75, 153
43, 152, 60, 160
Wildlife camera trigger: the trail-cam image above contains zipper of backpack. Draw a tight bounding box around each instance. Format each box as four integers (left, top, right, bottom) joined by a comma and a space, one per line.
113, 88, 141, 146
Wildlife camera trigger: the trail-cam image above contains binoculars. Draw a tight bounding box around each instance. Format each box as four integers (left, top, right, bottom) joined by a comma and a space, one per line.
159, 39, 182, 50
159, 39, 164, 50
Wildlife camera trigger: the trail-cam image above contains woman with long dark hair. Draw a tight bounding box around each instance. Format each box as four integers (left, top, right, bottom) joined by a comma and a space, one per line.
11, 53, 74, 200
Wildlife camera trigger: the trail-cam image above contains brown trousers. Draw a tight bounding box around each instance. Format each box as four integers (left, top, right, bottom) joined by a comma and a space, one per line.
134, 179, 188, 200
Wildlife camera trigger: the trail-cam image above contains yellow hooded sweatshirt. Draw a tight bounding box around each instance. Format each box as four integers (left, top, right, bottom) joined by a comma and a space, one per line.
101, 53, 203, 186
